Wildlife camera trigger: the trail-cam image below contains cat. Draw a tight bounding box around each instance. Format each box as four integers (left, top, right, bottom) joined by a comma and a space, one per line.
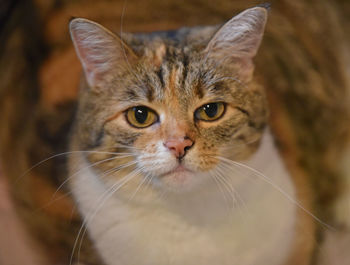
67, 6, 310, 265
1, 1, 350, 265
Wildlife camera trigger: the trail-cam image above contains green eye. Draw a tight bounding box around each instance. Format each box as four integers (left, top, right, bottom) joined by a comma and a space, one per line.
126, 106, 158, 128
194, 102, 226, 122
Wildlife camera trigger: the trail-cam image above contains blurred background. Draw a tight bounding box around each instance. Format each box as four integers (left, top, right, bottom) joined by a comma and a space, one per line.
0, 0, 349, 264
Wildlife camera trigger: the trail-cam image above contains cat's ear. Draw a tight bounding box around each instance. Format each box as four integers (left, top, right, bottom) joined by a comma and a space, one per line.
69, 18, 138, 89
205, 7, 268, 82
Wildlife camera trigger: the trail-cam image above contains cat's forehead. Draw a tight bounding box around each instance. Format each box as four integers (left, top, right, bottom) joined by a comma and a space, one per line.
120, 43, 234, 106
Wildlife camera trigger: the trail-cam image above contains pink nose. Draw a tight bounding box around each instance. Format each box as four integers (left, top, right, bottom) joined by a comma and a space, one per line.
164, 137, 194, 159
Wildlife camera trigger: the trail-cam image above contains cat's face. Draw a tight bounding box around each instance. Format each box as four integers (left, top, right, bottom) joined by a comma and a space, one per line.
70, 7, 268, 192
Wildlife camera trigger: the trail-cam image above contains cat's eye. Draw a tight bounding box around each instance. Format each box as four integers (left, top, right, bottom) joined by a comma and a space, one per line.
126, 106, 158, 128
194, 102, 226, 122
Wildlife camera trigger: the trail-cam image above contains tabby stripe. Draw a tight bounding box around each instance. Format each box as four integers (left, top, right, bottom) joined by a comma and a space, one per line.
156, 66, 165, 88
182, 53, 189, 86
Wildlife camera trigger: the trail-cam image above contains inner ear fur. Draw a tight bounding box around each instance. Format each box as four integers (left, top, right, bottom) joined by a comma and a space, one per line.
204, 7, 268, 82
69, 18, 138, 89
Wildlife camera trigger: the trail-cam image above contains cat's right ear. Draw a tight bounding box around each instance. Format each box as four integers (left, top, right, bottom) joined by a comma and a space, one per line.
69, 18, 138, 89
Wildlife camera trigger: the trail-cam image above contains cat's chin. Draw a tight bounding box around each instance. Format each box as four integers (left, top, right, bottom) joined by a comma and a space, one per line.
156, 165, 207, 192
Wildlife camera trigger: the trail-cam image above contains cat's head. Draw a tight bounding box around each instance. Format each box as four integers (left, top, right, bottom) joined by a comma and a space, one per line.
69, 7, 268, 192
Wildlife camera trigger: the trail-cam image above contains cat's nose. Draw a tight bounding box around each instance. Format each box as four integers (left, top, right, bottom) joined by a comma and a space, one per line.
164, 137, 194, 159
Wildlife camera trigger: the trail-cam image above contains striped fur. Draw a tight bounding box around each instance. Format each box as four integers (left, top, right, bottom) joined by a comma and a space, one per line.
0, 1, 349, 265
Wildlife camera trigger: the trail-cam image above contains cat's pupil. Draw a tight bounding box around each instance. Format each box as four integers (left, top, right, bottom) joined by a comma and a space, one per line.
203, 103, 218, 118
134, 106, 148, 124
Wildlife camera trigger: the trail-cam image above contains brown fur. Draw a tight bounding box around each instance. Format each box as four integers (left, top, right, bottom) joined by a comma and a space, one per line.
0, 0, 349, 264
71, 26, 267, 182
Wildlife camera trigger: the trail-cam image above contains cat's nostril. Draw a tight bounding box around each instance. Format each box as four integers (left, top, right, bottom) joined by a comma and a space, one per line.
164, 138, 194, 159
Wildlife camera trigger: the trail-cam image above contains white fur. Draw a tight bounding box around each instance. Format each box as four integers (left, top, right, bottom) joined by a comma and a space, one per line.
69, 128, 297, 265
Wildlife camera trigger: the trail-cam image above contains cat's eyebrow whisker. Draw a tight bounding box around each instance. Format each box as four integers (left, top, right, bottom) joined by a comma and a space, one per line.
214, 155, 334, 230
206, 76, 242, 88
71, 167, 142, 265
119, 0, 149, 94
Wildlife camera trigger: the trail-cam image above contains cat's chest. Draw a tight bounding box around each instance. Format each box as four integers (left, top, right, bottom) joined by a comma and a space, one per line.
90, 200, 294, 265
70, 130, 297, 265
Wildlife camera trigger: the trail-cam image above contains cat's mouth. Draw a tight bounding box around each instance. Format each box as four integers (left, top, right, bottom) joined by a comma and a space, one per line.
160, 165, 193, 181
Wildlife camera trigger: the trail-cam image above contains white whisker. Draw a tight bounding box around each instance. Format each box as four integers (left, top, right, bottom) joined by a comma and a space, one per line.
71, 167, 141, 265
208, 170, 232, 212
16, 150, 135, 183
214, 155, 334, 230
53, 154, 134, 198
38, 158, 137, 216
213, 168, 236, 208
129, 171, 151, 201
216, 165, 246, 210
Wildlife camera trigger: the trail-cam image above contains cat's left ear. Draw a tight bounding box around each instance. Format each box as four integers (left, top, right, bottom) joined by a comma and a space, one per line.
69, 18, 138, 89
205, 7, 268, 82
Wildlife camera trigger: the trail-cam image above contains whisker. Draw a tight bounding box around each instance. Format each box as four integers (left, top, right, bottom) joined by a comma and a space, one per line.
71, 167, 141, 265
215, 164, 249, 216
16, 150, 135, 183
53, 154, 134, 198
35, 192, 74, 214
98, 160, 138, 179
37, 159, 138, 220
107, 143, 141, 151
208, 170, 232, 212
119, 0, 148, 93
214, 155, 334, 230
206, 76, 242, 88
128, 171, 151, 201
77, 168, 141, 264
215, 166, 240, 208
213, 167, 244, 216
218, 135, 263, 151
213, 168, 235, 207
217, 159, 258, 186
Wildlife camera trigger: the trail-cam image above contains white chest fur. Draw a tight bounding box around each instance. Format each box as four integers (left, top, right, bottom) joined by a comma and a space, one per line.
69, 129, 297, 265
